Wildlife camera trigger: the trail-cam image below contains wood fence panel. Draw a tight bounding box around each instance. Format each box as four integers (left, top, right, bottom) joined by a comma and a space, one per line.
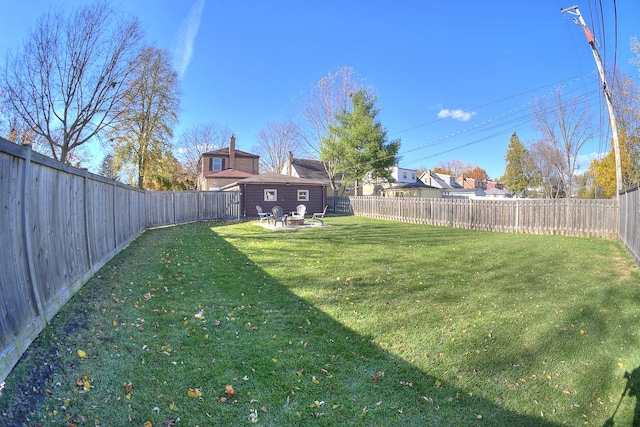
349, 196, 618, 238
619, 185, 640, 266
0, 147, 42, 381
28, 163, 92, 321
85, 179, 118, 269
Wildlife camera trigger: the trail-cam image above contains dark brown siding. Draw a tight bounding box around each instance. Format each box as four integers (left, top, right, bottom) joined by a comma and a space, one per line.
242, 184, 326, 218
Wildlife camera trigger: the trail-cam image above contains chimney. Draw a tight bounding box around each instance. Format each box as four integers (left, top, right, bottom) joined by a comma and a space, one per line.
288, 151, 293, 176
229, 134, 236, 169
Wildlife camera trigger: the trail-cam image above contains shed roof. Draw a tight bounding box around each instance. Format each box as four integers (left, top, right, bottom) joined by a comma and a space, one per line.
220, 172, 327, 190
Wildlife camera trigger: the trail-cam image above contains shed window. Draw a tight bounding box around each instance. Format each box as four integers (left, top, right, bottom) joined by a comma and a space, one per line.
297, 190, 309, 201
264, 189, 277, 201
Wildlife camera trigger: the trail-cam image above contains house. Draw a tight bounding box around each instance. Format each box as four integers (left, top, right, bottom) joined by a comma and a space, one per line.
419, 170, 463, 190
457, 176, 487, 190
281, 154, 348, 197
360, 165, 419, 196
380, 180, 442, 198
197, 135, 260, 190
220, 172, 327, 218
420, 171, 487, 198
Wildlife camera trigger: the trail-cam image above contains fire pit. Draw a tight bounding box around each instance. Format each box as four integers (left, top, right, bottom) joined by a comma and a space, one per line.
285, 216, 304, 226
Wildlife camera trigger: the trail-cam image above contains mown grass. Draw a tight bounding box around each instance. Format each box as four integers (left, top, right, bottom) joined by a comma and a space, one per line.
2, 216, 640, 426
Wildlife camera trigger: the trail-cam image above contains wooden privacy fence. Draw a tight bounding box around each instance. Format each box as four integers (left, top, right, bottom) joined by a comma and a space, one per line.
619, 183, 640, 266
349, 196, 618, 238
0, 139, 240, 383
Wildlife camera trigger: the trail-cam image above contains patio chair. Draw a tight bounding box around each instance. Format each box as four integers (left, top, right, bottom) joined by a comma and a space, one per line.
271, 206, 286, 227
292, 204, 306, 219
256, 205, 272, 224
311, 205, 328, 225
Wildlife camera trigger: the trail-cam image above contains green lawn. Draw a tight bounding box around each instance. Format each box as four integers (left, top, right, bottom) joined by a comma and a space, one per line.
2, 216, 640, 426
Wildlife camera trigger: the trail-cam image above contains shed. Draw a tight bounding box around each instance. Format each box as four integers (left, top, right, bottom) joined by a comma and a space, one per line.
220, 172, 327, 218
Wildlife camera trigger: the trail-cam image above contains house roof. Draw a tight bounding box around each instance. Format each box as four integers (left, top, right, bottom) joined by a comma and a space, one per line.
390, 180, 438, 190
220, 172, 327, 190
203, 169, 256, 179
202, 147, 259, 158
291, 158, 329, 179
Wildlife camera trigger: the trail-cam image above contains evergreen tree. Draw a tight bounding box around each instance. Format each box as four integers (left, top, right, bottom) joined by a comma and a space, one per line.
320, 90, 400, 193
501, 132, 538, 197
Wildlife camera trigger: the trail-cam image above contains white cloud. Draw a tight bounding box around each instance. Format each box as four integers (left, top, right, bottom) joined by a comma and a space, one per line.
173, 0, 206, 79
437, 108, 476, 122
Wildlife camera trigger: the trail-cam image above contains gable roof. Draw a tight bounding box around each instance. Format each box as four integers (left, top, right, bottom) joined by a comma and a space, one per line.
391, 180, 438, 190
202, 147, 259, 158
290, 158, 329, 179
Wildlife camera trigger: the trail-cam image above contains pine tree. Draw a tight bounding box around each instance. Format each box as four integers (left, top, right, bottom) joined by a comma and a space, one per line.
501, 132, 538, 197
320, 90, 400, 193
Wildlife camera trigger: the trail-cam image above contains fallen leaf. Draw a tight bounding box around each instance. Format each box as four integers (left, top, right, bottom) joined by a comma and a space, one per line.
77, 349, 87, 359
169, 402, 175, 410
188, 388, 202, 397
372, 373, 379, 384
143, 421, 152, 427
225, 385, 235, 398
312, 376, 320, 384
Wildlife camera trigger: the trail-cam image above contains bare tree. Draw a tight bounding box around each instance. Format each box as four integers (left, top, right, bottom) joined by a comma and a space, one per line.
294, 66, 372, 192
531, 88, 596, 197
529, 139, 565, 198
0, 3, 142, 164
175, 122, 233, 187
252, 121, 302, 173
110, 47, 180, 189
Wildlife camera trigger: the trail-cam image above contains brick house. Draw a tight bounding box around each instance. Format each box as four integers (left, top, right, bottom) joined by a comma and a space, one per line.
197, 135, 260, 190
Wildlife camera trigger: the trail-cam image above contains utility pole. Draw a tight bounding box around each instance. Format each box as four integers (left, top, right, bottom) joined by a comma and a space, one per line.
561, 5, 623, 196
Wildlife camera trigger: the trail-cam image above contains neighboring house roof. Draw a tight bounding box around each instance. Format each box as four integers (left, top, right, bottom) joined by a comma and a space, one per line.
220, 172, 326, 190
390, 180, 438, 190
203, 169, 256, 179
202, 147, 259, 158
423, 172, 463, 189
290, 158, 329, 179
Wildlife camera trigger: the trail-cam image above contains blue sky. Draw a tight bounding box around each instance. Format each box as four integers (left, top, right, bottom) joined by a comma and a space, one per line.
2, 1, 639, 179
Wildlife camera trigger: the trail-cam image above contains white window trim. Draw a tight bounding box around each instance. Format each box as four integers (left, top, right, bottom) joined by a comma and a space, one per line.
297, 189, 309, 201
264, 189, 277, 201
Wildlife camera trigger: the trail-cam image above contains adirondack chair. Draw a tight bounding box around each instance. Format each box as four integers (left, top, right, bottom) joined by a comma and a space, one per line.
291, 204, 306, 219
256, 205, 272, 224
271, 206, 286, 227
311, 205, 328, 225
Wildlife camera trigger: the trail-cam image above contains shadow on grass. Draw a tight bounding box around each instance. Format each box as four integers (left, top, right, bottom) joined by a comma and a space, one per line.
1, 221, 563, 426
603, 366, 640, 427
